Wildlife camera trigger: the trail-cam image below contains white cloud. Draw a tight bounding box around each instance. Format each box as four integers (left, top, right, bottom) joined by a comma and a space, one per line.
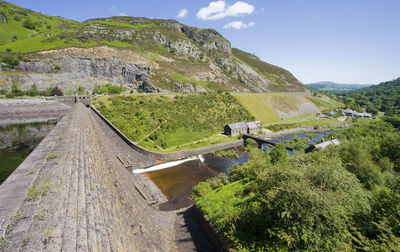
256, 8, 265, 14
177, 9, 188, 18
223, 21, 255, 30
118, 13, 128, 16
197, 1, 255, 21
108, 6, 118, 12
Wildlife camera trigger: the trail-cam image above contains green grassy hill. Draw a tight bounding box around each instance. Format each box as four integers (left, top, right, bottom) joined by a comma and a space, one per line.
0, 0, 308, 93
232, 48, 306, 92
340, 77, 400, 114
0, 1, 82, 53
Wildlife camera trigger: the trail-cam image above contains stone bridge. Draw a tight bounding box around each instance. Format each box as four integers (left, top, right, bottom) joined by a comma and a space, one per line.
243, 134, 294, 151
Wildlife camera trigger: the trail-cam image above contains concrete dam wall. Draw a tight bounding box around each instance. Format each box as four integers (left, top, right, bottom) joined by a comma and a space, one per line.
0, 103, 179, 251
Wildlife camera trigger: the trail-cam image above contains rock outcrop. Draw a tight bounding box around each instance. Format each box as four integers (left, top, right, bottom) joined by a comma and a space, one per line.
1, 56, 154, 92
0, 12, 6, 23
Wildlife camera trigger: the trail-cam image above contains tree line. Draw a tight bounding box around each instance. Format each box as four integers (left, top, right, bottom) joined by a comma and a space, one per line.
193, 118, 400, 251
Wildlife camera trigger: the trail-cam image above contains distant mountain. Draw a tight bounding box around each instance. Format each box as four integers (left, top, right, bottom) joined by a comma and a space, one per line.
306, 81, 375, 91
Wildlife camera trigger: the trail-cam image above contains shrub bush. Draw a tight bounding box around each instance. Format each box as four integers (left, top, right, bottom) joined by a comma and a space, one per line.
22, 18, 36, 29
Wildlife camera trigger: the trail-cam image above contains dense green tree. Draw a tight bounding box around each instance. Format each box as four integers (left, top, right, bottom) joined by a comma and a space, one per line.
269, 143, 288, 164
380, 134, 400, 172
50, 86, 63, 96
25, 84, 39, 96
1, 55, 19, 68
194, 119, 400, 251
22, 18, 36, 29
340, 78, 400, 113
77, 85, 85, 95
6, 82, 24, 97
93, 84, 123, 94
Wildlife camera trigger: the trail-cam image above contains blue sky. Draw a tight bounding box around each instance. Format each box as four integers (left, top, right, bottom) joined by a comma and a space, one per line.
7, 0, 400, 84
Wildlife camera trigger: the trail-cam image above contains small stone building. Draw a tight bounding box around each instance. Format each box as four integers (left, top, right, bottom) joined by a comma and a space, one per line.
305, 139, 341, 153
343, 109, 355, 117
246, 122, 258, 134
224, 122, 248, 137
343, 109, 372, 118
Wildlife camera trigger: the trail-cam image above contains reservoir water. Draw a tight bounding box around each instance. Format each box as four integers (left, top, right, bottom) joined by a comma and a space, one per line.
0, 120, 58, 184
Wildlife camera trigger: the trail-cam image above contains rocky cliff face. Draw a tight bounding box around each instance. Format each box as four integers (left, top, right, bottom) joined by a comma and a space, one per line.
0, 4, 309, 94
16, 57, 155, 92
0, 12, 6, 23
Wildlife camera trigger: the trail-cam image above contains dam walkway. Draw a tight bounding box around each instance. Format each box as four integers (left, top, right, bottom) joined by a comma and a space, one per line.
0, 103, 212, 251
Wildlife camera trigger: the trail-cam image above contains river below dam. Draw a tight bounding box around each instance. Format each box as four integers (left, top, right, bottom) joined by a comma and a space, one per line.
144, 130, 337, 211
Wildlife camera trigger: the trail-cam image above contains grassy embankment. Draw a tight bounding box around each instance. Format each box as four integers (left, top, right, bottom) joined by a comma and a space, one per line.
93, 93, 254, 153
233, 93, 343, 126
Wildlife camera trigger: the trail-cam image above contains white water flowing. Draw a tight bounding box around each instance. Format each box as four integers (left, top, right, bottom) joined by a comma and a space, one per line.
132, 156, 199, 174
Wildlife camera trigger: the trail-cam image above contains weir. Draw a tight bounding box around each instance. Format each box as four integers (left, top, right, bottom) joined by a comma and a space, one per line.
0, 103, 215, 251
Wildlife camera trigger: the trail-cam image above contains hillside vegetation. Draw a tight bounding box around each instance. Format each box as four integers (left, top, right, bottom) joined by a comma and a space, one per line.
193, 119, 400, 251
0, 0, 308, 94
233, 93, 339, 123
93, 93, 254, 152
232, 48, 306, 92
340, 77, 400, 115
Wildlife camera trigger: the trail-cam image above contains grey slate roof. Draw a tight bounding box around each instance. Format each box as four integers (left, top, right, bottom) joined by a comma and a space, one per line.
314, 139, 341, 149
246, 122, 258, 129
227, 122, 247, 129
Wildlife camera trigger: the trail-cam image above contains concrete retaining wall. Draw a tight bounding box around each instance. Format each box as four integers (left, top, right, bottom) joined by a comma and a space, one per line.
90, 106, 243, 162
193, 204, 230, 252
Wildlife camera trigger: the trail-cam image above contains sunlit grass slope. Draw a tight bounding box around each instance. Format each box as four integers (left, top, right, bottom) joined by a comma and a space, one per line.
233, 93, 339, 124
93, 93, 254, 153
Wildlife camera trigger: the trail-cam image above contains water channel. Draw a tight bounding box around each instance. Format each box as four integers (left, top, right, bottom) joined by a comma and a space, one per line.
0, 120, 58, 184
145, 130, 337, 211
